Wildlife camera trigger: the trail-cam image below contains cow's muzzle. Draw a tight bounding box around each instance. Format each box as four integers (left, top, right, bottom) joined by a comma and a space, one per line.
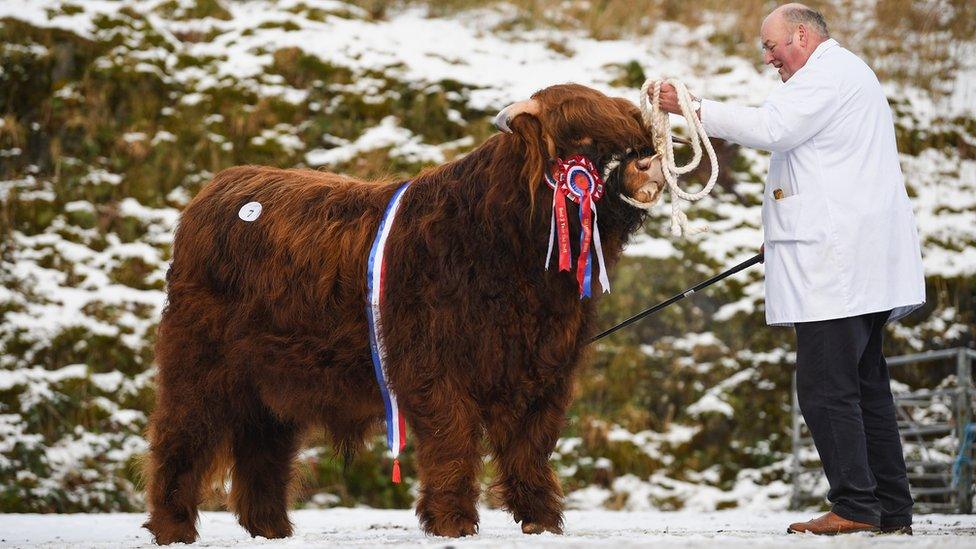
621, 153, 667, 208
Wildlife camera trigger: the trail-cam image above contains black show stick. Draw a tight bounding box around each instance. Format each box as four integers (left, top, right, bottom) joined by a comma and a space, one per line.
589, 252, 764, 344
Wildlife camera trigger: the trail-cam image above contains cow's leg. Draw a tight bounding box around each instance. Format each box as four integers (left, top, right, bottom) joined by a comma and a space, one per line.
486, 382, 570, 535
143, 312, 233, 545
143, 397, 227, 545
409, 383, 482, 537
229, 406, 300, 539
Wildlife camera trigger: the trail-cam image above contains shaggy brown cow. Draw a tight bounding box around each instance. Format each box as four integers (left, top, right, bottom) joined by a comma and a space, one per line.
144, 83, 664, 544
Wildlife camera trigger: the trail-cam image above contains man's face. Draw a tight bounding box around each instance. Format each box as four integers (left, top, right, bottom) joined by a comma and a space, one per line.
760, 15, 806, 82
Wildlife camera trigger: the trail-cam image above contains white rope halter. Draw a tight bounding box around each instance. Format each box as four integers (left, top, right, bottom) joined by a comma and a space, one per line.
636, 78, 719, 237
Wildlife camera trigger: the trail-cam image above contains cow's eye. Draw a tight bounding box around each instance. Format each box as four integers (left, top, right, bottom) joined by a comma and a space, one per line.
629, 147, 654, 159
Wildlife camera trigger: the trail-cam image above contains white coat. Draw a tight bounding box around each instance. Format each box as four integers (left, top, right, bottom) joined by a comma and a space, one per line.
700, 39, 925, 326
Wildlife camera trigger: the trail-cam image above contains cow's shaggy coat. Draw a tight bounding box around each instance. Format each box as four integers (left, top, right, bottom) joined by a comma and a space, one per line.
144, 84, 659, 544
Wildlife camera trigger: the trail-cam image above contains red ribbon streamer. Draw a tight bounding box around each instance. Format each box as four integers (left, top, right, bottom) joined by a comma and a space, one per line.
554, 183, 571, 271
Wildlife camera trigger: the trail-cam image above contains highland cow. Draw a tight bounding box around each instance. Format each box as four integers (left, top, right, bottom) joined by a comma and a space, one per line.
144, 83, 665, 544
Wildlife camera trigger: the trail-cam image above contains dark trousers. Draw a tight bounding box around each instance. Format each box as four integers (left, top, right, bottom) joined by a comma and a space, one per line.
794, 310, 913, 527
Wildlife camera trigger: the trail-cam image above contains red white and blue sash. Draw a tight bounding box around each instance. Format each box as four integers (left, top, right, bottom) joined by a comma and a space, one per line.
366, 181, 411, 483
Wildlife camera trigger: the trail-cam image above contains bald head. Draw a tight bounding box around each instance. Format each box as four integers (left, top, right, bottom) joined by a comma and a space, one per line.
761, 3, 830, 82
772, 3, 830, 38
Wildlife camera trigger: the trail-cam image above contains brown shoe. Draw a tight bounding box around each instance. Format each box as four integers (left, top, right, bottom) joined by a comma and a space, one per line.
787, 512, 880, 535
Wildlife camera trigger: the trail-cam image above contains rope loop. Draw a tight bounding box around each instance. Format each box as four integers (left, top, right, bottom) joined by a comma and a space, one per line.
638, 77, 719, 236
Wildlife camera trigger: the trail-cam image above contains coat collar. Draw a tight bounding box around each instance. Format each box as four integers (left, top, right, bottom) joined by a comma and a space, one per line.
811, 38, 838, 60
788, 39, 837, 81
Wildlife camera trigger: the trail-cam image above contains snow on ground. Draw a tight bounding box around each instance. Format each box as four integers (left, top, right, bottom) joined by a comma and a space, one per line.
1, 0, 974, 520
2, 509, 975, 548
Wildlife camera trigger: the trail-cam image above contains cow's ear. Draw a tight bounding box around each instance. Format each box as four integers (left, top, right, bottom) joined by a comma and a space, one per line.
512, 115, 552, 211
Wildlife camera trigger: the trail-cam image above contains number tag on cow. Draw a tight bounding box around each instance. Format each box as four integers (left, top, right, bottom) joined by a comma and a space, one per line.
238, 202, 262, 222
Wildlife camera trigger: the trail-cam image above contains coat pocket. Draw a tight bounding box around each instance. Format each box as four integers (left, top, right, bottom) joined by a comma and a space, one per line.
764, 192, 808, 242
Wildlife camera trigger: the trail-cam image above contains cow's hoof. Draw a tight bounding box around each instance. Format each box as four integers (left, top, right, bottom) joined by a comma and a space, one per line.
422, 511, 479, 538
242, 518, 293, 540
521, 522, 563, 535
237, 513, 292, 539
143, 517, 198, 545
431, 520, 478, 538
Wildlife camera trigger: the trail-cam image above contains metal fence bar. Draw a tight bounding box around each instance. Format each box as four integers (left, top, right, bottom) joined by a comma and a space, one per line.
957, 348, 973, 513
886, 348, 969, 366
904, 460, 953, 469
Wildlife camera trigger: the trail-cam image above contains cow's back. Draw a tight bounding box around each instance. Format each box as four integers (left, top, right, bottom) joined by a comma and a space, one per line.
166, 165, 398, 337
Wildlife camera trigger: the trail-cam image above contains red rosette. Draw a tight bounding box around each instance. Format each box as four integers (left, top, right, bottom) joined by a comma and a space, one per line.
556, 155, 604, 203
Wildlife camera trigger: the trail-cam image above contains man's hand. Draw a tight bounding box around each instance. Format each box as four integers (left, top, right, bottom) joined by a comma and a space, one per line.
648, 83, 700, 118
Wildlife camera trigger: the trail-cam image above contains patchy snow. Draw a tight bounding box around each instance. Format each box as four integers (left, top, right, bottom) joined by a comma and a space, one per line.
306, 116, 449, 166
605, 422, 700, 464
686, 393, 735, 418
686, 368, 757, 418
2, 508, 974, 548
623, 233, 677, 258
1, 0, 971, 276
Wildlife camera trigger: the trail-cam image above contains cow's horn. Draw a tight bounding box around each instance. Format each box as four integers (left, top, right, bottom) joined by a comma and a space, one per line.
493, 99, 541, 134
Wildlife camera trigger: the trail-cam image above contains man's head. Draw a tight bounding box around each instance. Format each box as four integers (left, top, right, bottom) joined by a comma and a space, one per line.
761, 3, 830, 82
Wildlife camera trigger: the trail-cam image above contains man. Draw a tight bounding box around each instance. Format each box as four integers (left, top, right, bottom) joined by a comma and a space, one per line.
654, 3, 925, 536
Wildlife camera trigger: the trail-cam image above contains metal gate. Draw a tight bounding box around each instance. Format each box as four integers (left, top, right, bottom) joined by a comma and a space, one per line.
790, 347, 976, 513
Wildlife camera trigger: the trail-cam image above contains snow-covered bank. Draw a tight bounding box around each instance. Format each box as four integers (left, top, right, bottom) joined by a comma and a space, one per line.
2, 509, 975, 548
